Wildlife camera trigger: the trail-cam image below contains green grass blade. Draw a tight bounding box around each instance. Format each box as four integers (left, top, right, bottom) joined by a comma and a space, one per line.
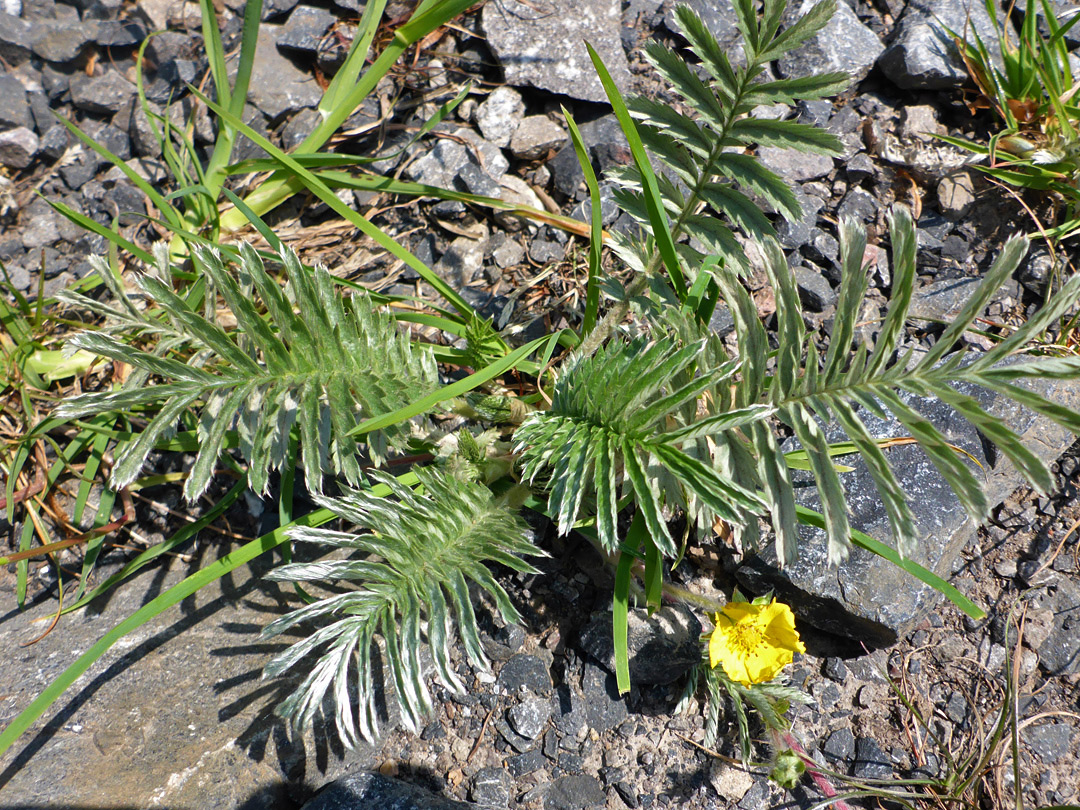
613, 549, 634, 695
563, 108, 603, 335
347, 335, 548, 437
45, 200, 155, 266
190, 87, 477, 319
586, 42, 686, 301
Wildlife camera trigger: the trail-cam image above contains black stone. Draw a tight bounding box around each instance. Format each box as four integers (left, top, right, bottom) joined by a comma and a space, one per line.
300, 772, 474, 810
470, 766, 513, 806
822, 727, 855, 761
545, 774, 606, 810
582, 662, 628, 733
507, 748, 546, 778
497, 654, 553, 697
823, 657, 848, 682
853, 737, 892, 780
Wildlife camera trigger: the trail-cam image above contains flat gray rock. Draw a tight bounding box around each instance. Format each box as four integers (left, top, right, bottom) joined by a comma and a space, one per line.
878, 0, 1008, 89
0, 549, 380, 807
736, 371, 1080, 645
70, 69, 135, 115
481, 0, 630, 103
248, 24, 322, 121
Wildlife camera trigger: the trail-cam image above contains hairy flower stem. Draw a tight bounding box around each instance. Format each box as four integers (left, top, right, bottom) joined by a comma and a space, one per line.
662, 581, 729, 613
771, 728, 854, 810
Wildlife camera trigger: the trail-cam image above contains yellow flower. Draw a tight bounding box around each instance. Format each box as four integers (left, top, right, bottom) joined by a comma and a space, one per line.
709, 599, 806, 686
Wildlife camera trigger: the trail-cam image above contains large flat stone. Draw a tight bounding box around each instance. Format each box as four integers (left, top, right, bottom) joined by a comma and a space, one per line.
736, 372, 1080, 646
0, 546, 382, 807
481, 0, 630, 103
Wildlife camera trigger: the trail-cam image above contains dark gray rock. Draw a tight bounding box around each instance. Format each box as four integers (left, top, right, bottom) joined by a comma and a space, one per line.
1019, 245, 1055, 296
91, 19, 146, 47
458, 161, 502, 198
803, 229, 839, 266
144, 30, 191, 65
277, 5, 335, 53
38, 123, 68, 159
778, 0, 884, 86
0, 12, 34, 63
1025, 722, 1074, 762
0, 74, 31, 130
302, 772, 476, 810
544, 774, 605, 810
793, 266, 835, 312
29, 18, 92, 63
70, 70, 135, 115
121, 96, 163, 158
60, 152, 99, 189
529, 238, 565, 264
823, 656, 848, 682
248, 25, 322, 121
281, 106, 321, 151
0, 126, 38, 168
577, 604, 702, 685
157, 58, 198, 91
582, 662, 628, 732
471, 767, 513, 806
0, 548, 376, 807
508, 748, 546, 778
552, 682, 588, 737
88, 121, 131, 161
28, 90, 54, 134
549, 114, 627, 197
736, 369, 1080, 645
482, 0, 630, 104
491, 232, 525, 269
508, 697, 551, 740
823, 727, 855, 761
878, 0, 1007, 89
758, 145, 834, 184
570, 182, 620, 227
407, 139, 475, 189
837, 187, 878, 223
845, 152, 875, 183
498, 654, 553, 696
853, 737, 892, 779
496, 716, 537, 753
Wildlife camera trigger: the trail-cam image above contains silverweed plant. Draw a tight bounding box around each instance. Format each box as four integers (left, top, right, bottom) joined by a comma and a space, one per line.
4, 0, 1080, 801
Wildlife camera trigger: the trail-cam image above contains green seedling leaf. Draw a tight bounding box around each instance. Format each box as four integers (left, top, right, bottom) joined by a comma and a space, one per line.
23, 349, 96, 383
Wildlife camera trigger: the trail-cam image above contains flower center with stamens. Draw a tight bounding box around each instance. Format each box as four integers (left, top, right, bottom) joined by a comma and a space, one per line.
728, 621, 765, 657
